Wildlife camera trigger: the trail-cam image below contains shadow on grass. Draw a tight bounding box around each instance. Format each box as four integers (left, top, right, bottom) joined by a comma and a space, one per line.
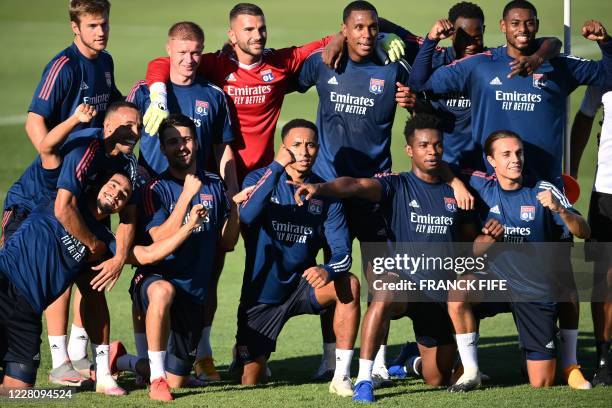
111, 331, 597, 396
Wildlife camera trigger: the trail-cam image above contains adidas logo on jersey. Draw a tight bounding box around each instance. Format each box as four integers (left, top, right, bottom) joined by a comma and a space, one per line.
226, 73, 237, 82
490, 77, 502, 86
327, 76, 338, 85
545, 341, 555, 350
80, 81, 89, 90
409, 199, 420, 208
490, 205, 501, 214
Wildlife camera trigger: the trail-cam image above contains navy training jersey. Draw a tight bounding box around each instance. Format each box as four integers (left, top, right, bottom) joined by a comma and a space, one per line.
4, 156, 60, 213
414, 39, 479, 168
464, 170, 576, 298
298, 51, 410, 180
239, 161, 351, 304
127, 77, 233, 177
0, 200, 115, 314
464, 170, 574, 243
375, 171, 469, 242
56, 128, 139, 203
29, 43, 123, 131
410, 40, 612, 182
138, 169, 230, 304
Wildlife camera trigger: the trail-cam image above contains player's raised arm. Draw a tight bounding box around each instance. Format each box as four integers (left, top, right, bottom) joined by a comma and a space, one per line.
407, 19, 455, 92
290, 176, 382, 206
508, 36, 562, 78
148, 174, 202, 242
238, 145, 294, 225
128, 204, 208, 266
39, 104, 96, 170
537, 187, 591, 239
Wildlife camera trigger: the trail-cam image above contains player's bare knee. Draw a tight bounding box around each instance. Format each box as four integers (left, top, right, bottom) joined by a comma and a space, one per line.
147, 280, 175, 306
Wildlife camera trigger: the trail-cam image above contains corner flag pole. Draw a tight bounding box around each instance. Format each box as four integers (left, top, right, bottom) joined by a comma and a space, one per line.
564, 0, 571, 174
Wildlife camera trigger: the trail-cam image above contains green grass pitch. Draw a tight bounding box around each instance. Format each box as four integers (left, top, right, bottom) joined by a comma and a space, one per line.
0, 0, 611, 406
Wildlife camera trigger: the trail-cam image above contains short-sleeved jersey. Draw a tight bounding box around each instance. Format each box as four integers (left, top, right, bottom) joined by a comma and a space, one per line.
239, 161, 351, 304
375, 171, 468, 242
463, 170, 574, 242
463, 170, 576, 297
138, 170, 229, 304
28, 43, 122, 130
298, 52, 410, 180
3, 157, 61, 213
410, 40, 612, 182
127, 77, 233, 176
145, 37, 333, 180
56, 128, 139, 201
0, 200, 115, 314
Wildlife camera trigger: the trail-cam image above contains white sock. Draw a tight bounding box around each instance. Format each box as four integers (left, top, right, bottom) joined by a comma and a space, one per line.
455, 333, 479, 371
116, 353, 140, 373
196, 326, 212, 359
48, 335, 68, 369
67, 324, 89, 361
334, 348, 353, 378
148, 350, 167, 382
134, 332, 148, 360
560, 329, 578, 368
323, 342, 336, 369
356, 359, 374, 383
91, 343, 111, 378
374, 345, 387, 368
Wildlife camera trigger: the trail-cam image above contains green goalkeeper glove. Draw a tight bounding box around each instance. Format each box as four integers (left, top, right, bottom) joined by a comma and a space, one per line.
143, 84, 169, 135
376, 33, 406, 64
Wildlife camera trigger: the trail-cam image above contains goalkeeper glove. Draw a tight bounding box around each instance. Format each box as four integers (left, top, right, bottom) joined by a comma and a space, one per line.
143, 82, 169, 135
376, 33, 406, 64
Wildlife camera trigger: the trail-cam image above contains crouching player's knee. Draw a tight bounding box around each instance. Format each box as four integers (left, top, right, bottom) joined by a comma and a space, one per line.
1, 361, 37, 388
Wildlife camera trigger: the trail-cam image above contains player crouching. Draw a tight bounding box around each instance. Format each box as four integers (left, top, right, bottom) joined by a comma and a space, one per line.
232, 119, 360, 396
0, 171, 208, 393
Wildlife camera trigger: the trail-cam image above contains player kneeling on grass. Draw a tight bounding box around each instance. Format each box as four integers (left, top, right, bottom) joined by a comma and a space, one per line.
122, 114, 239, 401
0, 171, 207, 392
232, 119, 359, 394
291, 113, 485, 403
446, 130, 591, 392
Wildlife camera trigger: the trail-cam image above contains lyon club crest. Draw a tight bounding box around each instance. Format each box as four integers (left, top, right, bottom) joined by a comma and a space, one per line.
261, 69, 275, 82
195, 100, 209, 116
200, 193, 214, 209
369, 78, 385, 95
308, 198, 323, 215
520, 205, 535, 221
444, 197, 457, 212
532, 73, 547, 89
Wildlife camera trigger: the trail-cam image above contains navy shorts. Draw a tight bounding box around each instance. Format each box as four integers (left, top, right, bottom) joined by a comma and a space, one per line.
235, 278, 324, 363
0, 273, 41, 383
130, 272, 204, 376
473, 301, 558, 360
344, 198, 388, 243
392, 302, 455, 348
588, 190, 612, 242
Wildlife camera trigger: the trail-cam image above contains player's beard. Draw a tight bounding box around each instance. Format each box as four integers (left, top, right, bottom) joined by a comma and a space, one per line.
96, 198, 115, 215
236, 39, 265, 59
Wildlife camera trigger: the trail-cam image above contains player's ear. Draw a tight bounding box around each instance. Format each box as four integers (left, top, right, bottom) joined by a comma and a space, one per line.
165, 41, 171, 57
227, 28, 237, 45
535, 18, 540, 33
499, 19, 506, 34
341, 23, 348, 38
486, 154, 496, 169
71, 20, 80, 36
405, 144, 413, 158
